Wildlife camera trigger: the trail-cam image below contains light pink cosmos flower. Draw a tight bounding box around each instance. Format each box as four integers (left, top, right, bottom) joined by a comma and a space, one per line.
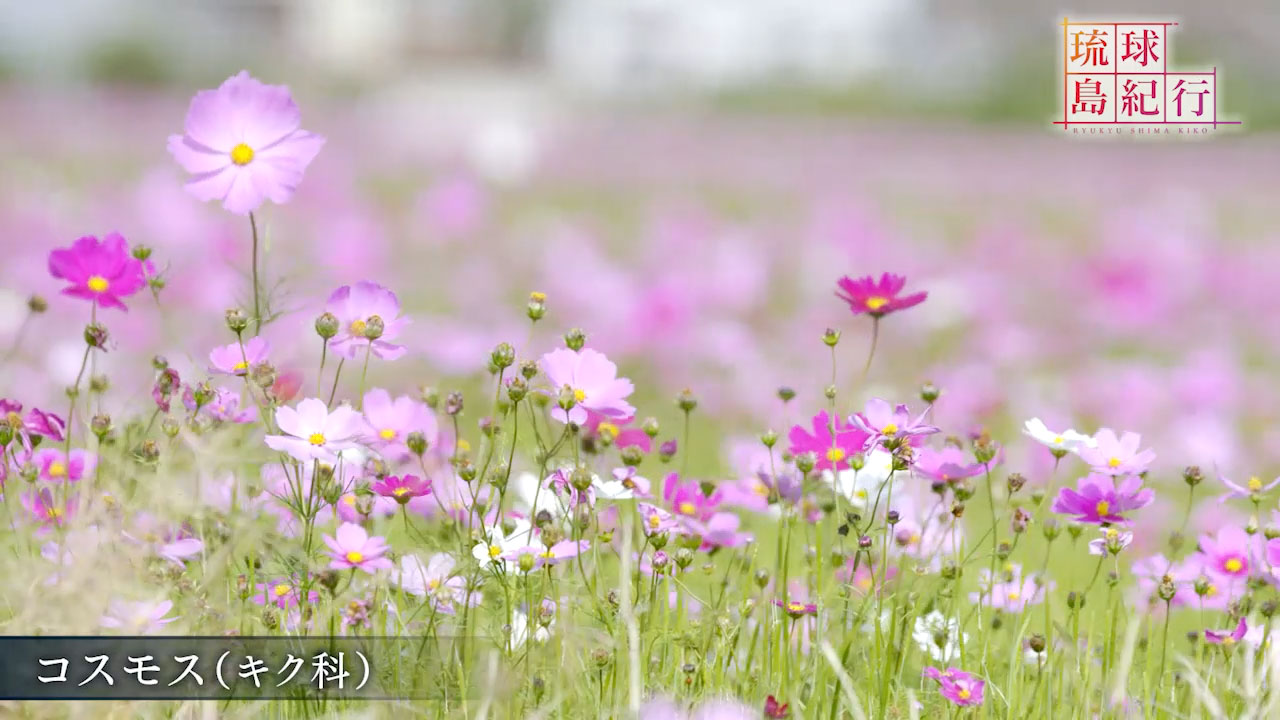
22, 488, 74, 531
1088, 527, 1134, 557
209, 337, 269, 376
1218, 472, 1280, 503
47, 233, 147, 311
100, 598, 178, 634
1204, 617, 1248, 645
325, 522, 393, 573
540, 348, 635, 425
1079, 428, 1157, 476
253, 577, 318, 609
969, 566, 1050, 613
1197, 525, 1257, 581
29, 448, 95, 483
361, 389, 437, 460
504, 540, 591, 569
326, 282, 410, 361
849, 398, 938, 449
265, 398, 363, 463
167, 71, 325, 215
393, 553, 474, 614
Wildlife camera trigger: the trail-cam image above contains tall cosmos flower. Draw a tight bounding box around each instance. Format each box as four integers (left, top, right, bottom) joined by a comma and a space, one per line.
849, 398, 938, 448
29, 448, 95, 483
47, 234, 147, 311
787, 411, 869, 472
324, 523, 392, 573
835, 273, 927, 318
1078, 428, 1156, 476
1050, 473, 1154, 525
265, 398, 363, 463
1023, 418, 1096, 456
540, 348, 635, 425
326, 282, 410, 361
912, 445, 996, 484
361, 389, 437, 460
167, 71, 325, 215
209, 337, 269, 376
923, 667, 985, 707
1198, 525, 1257, 582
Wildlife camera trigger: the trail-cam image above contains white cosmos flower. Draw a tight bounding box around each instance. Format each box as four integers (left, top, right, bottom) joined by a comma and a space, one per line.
508, 608, 552, 650
1023, 418, 1096, 454
471, 519, 533, 571
824, 449, 895, 511
594, 467, 649, 500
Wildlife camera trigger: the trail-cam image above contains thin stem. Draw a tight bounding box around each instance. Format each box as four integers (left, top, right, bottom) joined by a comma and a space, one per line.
249, 211, 262, 334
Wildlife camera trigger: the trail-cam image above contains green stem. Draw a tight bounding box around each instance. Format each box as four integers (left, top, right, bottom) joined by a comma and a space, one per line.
249, 211, 262, 334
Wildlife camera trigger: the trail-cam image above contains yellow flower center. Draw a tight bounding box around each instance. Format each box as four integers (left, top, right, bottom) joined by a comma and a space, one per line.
1008, 591, 1021, 601
273, 584, 291, 597
530, 291, 547, 303
573, 388, 587, 403
957, 689, 971, 700
343, 495, 356, 506
1053, 436, 1064, 444
678, 502, 696, 516
597, 422, 619, 440
5, 412, 21, 429
865, 296, 889, 311
427, 579, 440, 590
1107, 457, 1121, 468
349, 319, 367, 336
393, 487, 409, 497
753, 482, 770, 497
232, 361, 248, 372
1223, 637, 1236, 646
488, 544, 502, 558
826, 447, 846, 463
787, 601, 806, 613
648, 514, 661, 529
1249, 476, 1263, 491
1207, 583, 1219, 596
308, 433, 326, 446
540, 549, 556, 559
48, 461, 67, 478
457, 439, 471, 453
1095, 500, 1110, 516
47, 507, 62, 519
345, 551, 364, 564
230, 143, 254, 165
86, 276, 110, 293
1225, 557, 1244, 573
379, 428, 397, 441
1105, 528, 1119, 540
882, 423, 898, 436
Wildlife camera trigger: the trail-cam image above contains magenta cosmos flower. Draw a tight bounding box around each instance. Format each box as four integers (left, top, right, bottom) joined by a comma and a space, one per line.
923, 667, 984, 707
912, 445, 997, 483
540, 348, 635, 425
167, 71, 325, 215
1078, 428, 1156, 476
47, 233, 147, 311
22, 488, 75, 530
849, 398, 938, 448
1197, 525, 1257, 581
361, 389, 437, 460
265, 398, 364, 463
209, 336, 269, 376
326, 282, 410, 361
787, 411, 869, 472
1204, 617, 1248, 645
1051, 473, 1154, 524
29, 448, 95, 483
835, 273, 927, 318
371, 474, 432, 504
325, 522, 393, 573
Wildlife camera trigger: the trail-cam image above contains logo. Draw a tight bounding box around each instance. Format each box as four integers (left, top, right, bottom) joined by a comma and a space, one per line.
1055, 18, 1241, 135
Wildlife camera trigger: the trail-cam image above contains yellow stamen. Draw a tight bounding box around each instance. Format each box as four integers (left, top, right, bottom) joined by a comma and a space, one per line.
273, 584, 291, 597
648, 514, 661, 529
1007, 591, 1021, 601
753, 482, 770, 497
1206, 583, 1219, 596
865, 296, 889, 311
47, 461, 67, 478
678, 502, 696, 516
457, 439, 471, 453
1249, 476, 1263, 491
597, 422, 619, 440
529, 291, 546, 303
787, 601, 806, 613
957, 689, 971, 700
47, 508, 62, 519
308, 433, 326, 446
86, 276, 109, 293
379, 428, 396, 441
427, 579, 441, 590
342, 495, 356, 506
232, 361, 248, 372
1094, 500, 1110, 517
393, 487, 409, 497
882, 423, 898, 436
1053, 435, 1064, 444
349, 319, 367, 336
1107, 457, 1121, 468
573, 388, 587, 403
230, 143, 254, 165
345, 551, 364, 564
488, 544, 502, 558
826, 447, 846, 463
1225, 557, 1244, 573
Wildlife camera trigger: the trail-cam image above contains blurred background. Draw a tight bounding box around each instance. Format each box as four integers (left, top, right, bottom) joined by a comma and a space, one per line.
2, 0, 1280, 508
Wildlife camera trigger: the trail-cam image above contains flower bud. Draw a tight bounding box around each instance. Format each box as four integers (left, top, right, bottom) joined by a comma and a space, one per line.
491, 342, 515, 370
795, 452, 816, 475
760, 429, 777, 448
659, 440, 677, 463
674, 548, 694, 570
650, 551, 670, 574
315, 312, 339, 339
27, 295, 48, 313
250, 362, 277, 389
457, 459, 476, 483
19, 463, 37, 483
1029, 634, 1046, 653
642, 417, 660, 438
564, 328, 586, 351
823, 384, 837, 401
225, 308, 248, 334
777, 386, 796, 403
89, 374, 110, 394
822, 328, 840, 347
136, 439, 160, 464
886, 510, 901, 525
445, 391, 464, 416
84, 322, 109, 349
620, 445, 644, 466
362, 315, 384, 340
1193, 575, 1211, 597
506, 377, 528, 403
754, 569, 770, 588
676, 389, 698, 413
571, 467, 594, 492
1007, 473, 1026, 494
131, 245, 153, 261
857, 535, 873, 551
920, 382, 940, 404
406, 431, 427, 456
90, 413, 112, 440
527, 292, 547, 322
518, 552, 536, 573
1066, 523, 1083, 540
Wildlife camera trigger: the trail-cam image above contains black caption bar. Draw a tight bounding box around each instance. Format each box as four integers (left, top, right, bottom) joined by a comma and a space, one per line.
0, 636, 461, 700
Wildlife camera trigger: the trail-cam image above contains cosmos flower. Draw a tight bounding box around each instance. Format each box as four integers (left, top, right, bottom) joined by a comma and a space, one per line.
638, 502, 680, 537
361, 389, 438, 461
849, 399, 938, 448
912, 445, 996, 483
1218, 473, 1280, 503
834, 273, 927, 318
540, 348, 635, 425
787, 411, 869, 472
472, 519, 535, 571
825, 448, 894, 511
1078, 428, 1156, 476
22, 407, 67, 445
663, 473, 721, 522
100, 598, 178, 634
324, 522, 393, 573
503, 540, 591, 569
264, 398, 364, 463
1088, 527, 1134, 557
325, 282, 411, 361
508, 599, 557, 650
123, 515, 205, 566
773, 597, 818, 618
370, 474, 432, 504
1197, 525, 1256, 581
1023, 418, 1096, 455
252, 578, 318, 610
22, 488, 74, 530
194, 387, 257, 424
595, 466, 651, 500
922, 667, 985, 707
29, 448, 95, 483
969, 566, 1050, 613
47, 233, 147, 311
209, 337, 269, 376
167, 71, 325, 215
393, 553, 473, 613
1050, 473, 1154, 524
1204, 617, 1248, 646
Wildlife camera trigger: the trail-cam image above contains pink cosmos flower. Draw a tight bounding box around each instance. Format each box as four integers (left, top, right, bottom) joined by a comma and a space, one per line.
583, 411, 652, 452
393, 553, 474, 613
849, 399, 938, 448
1050, 473, 1154, 524
167, 71, 325, 215
835, 273, 927, 318
1218, 473, 1280, 503
152, 368, 180, 412
123, 516, 205, 566
324, 522, 393, 573
22, 406, 67, 445
326, 282, 410, 361
1198, 525, 1256, 581
923, 667, 985, 707
540, 348, 635, 425
969, 567, 1050, 613
595, 466, 651, 500
787, 411, 869, 472
912, 445, 997, 483
253, 578, 318, 609
199, 388, 257, 424
209, 337, 269, 376
371, 474, 432, 505
504, 539, 591, 569
773, 597, 818, 617
1078, 428, 1156, 476
22, 488, 74, 530
361, 389, 438, 460
29, 448, 95, 483
265, 398, 364, 463
47, 233, 147, 311
1204, 617, 1248, 645
100, 598, 178, 634
663, 473, 721, 522
638, 502, 679, 537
